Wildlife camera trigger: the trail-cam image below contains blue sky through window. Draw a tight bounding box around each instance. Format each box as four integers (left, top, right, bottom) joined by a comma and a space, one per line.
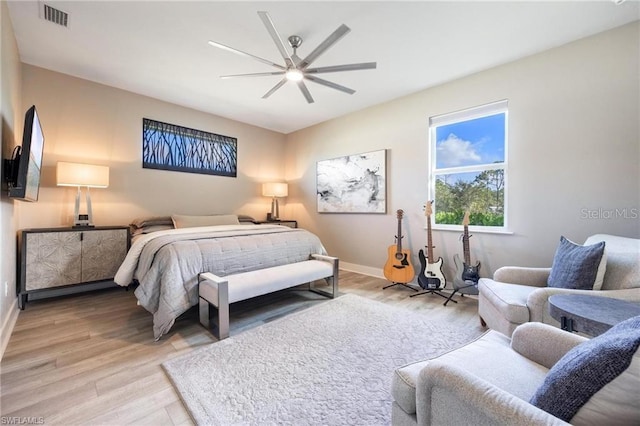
435, 113, 505, 169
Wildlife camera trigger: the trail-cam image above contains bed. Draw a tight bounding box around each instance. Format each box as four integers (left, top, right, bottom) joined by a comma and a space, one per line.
114, 215, 327, 339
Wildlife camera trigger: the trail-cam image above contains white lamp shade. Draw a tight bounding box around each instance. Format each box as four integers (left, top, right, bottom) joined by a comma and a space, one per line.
56, 162, 109, 188
262, 182, 288, 198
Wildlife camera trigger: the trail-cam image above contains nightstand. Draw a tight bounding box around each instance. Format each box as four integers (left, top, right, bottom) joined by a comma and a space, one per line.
255, 220, 298, 228
18, 226, 130, 309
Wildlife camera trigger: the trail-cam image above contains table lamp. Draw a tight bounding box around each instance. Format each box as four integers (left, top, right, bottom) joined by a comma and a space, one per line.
56, 161, 109, 227
262, 182, 288, 220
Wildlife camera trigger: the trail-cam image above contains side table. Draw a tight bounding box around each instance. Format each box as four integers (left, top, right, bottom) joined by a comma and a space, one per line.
255, 220, 297, 228
549, 294, 640, 337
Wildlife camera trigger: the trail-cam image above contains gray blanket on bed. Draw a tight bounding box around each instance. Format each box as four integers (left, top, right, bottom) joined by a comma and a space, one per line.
127, 225, 326, 339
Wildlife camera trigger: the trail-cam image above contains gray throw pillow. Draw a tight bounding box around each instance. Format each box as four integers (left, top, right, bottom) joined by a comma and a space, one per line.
530, 315, 640, 422
547, 236, 605, 290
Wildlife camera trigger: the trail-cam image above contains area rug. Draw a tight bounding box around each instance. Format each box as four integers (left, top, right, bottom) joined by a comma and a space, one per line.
162, 293, 483, 425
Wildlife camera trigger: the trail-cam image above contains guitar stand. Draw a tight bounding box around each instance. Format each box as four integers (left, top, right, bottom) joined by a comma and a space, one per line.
383, 282, 418, 292
410, 289, 449, 300
443, 290, 462, 306
443, 282, 478, 306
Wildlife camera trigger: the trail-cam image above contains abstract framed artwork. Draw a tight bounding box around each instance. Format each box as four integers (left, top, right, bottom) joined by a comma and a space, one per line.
142, 118, 237, 177
317, 149, 386, 213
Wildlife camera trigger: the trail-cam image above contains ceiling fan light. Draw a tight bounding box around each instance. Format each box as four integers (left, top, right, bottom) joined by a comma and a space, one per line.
286, 69, 304, 82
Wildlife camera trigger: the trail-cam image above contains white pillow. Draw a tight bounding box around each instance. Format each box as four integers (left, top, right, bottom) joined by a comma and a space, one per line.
171, 214, 240, 229
571, 342, 640, 425
592, 249, 607, 291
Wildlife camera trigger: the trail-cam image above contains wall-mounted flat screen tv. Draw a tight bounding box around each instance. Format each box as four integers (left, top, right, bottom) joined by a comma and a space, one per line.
6, 105, 45, 202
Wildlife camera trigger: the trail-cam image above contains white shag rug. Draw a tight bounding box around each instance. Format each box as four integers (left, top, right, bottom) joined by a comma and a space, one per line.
162, 293, 483, 426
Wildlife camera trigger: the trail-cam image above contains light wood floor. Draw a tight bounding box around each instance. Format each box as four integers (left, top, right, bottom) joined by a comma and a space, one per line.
0, 271, 483, 425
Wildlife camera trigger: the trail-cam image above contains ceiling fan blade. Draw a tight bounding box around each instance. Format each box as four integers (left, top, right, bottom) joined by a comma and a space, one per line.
208, 40, 285, 70
305, 62, 377, 74
262, 78, 288, 99
305, 75, 356, 95
257, 11, 294, 68
297, 81, 315, 104
221, 71, 285, 79
299, 24, 350, 69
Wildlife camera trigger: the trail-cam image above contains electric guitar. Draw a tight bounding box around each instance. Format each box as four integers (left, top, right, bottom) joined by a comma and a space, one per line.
417, 201, 446, 290
453, 211, 481, 288
383, 209, 415, 284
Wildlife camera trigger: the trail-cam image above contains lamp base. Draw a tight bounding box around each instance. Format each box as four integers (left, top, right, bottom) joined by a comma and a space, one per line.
270, 197, 280, 220
72, 224, 95, 229
72, 188, 95, 227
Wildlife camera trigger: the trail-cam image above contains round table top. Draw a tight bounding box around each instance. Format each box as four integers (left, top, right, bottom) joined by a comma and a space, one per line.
549, 294, 640, 336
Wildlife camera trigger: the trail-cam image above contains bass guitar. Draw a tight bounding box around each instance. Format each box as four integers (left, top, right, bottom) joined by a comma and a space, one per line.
383, 209, 415, 285
452, 211, 481, 287
417, 201, 446, 291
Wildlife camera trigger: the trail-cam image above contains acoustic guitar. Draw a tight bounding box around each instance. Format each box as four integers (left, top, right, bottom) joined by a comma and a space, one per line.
383, 209, 415, 284
417, 201, 446, 290
453, 211, 481, 287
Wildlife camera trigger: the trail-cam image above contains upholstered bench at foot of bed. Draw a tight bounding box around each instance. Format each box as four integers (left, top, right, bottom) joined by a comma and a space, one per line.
198, 254, 339, 339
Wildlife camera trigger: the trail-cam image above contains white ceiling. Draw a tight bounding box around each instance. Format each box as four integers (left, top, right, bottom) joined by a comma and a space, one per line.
7, 1, 639, 134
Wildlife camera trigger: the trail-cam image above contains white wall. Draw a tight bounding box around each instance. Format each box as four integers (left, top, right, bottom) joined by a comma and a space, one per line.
285, 22, 640, 281
0, 0, 23, 358
18, 65, 288, 230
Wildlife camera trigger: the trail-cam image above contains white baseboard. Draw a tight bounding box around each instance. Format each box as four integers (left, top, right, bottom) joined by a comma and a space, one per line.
339, 263, 477, 298
339, 262, 419, 287
0, 297, 19, 361
339, 262, 384, 279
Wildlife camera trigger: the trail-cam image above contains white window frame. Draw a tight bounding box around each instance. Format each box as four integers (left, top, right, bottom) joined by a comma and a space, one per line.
428, 100, 509, 233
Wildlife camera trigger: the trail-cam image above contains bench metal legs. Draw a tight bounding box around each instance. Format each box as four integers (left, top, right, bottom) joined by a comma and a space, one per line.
308, 254, 339, 299
199, 297, 230, 340
198, 272, 230, 340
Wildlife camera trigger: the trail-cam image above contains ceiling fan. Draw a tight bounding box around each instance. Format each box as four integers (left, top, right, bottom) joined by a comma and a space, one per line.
208, 11, 377, 104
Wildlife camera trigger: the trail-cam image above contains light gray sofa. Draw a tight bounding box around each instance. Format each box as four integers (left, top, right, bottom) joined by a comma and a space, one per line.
391, 322, 587, 425
478, 234, 640, 337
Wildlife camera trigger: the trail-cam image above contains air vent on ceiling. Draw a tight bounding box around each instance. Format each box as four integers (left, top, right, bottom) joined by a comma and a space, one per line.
40, 3, 69, 28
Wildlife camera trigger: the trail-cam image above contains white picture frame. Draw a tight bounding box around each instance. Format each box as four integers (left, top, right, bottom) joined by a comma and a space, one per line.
316, 149, 387, 213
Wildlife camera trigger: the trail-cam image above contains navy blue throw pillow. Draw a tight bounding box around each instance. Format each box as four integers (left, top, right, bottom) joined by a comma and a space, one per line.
530, 316, 640, 421
547, 236, 605, 290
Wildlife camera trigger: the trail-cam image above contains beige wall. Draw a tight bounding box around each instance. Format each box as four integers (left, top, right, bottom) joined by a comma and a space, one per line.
1, 62, 286, 354
285, 22, 640, 280
18, 65, 287, 229
1, 0, 23, 357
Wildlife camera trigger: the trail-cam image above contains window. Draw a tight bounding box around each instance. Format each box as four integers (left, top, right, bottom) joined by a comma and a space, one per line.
429, 100, 507, 230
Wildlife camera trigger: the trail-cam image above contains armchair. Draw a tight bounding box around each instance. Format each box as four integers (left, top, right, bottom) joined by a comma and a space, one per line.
391, 320, 640, 425
391, 322, 583, 425
478, 234, 640, 337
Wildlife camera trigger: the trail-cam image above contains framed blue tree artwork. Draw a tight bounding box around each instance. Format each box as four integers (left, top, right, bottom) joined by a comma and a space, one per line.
142, 118, 237, 177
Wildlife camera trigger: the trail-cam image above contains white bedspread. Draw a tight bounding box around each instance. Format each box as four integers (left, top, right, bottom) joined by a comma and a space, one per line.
114, 224, 327, 339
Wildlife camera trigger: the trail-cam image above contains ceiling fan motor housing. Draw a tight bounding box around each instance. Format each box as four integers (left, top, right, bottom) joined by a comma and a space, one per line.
288, 35, 302, 50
